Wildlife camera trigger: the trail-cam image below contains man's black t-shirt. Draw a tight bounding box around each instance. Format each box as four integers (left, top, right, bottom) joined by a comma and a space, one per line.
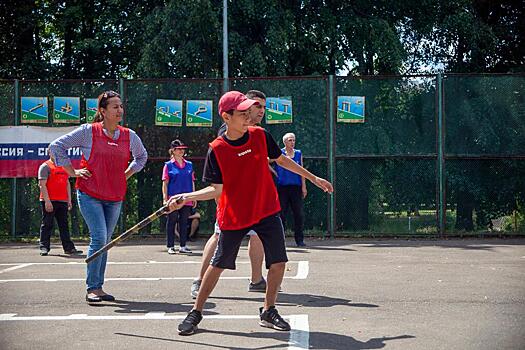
203, 129, 282, 184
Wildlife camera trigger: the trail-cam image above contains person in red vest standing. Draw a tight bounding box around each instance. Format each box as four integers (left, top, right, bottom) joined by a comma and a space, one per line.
167, 91, 333, 336
50, 91, 148, 304
38, 150, 83, 256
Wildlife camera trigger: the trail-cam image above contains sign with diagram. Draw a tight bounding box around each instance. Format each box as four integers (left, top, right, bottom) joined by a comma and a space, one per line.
21, 97, 48, 124
337, 96, 365, 123
186, 100, 213, 127
265, 97, 293, 124
53, 96, 80, 124
155, 99, 183, 127
85, 98, 98, 123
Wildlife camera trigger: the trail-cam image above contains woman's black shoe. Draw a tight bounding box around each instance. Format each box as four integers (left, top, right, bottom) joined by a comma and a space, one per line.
99, 294, 115, 301
86, 294, 102, 303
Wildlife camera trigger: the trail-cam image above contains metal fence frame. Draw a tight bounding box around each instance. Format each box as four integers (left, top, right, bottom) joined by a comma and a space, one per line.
2, 73, 525, 238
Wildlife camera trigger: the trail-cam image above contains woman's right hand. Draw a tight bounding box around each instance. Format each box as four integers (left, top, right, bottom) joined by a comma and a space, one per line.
44, 200, 53, 213
74, 168, 91, 179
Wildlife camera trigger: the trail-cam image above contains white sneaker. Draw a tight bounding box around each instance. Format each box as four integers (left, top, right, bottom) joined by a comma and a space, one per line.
179, 246, 192, 254
167, 247, 176, 254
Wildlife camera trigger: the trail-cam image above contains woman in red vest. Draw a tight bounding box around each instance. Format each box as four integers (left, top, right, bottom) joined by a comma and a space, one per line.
50, 91, 148, 303
38, 151, 82, 256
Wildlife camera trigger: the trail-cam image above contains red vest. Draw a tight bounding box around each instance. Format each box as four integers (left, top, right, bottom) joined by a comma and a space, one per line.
40, 160, 69, 201
211, 127, 280, 230
76, 123, 130, 201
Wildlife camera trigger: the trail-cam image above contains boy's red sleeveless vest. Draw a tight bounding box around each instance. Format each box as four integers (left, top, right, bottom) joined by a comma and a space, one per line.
76, 123, 130, 201
40, 160, 69, 201
210, 126, 280, 230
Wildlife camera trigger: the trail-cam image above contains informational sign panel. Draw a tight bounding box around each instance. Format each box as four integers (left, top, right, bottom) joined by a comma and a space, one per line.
53, 96, 80, 124
85, 98, 98, 123
21, 97, 48, 124
266, 97, 293, 124
186, 100, 213, 127
155, 99, 183, 126
337, 96, 365, 123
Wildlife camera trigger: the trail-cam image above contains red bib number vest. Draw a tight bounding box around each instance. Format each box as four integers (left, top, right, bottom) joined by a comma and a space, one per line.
40, 160, 69, 201
76, 123, 130, 201
211, 127, 280, 230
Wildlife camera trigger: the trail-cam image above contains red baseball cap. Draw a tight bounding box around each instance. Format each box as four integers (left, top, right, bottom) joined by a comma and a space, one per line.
218, 91, 259, 115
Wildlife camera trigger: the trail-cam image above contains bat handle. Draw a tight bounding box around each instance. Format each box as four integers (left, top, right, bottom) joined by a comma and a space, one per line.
164, 195, 186, 211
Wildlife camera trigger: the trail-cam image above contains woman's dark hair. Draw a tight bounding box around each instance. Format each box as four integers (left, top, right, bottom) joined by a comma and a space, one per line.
94, 90, 121, 122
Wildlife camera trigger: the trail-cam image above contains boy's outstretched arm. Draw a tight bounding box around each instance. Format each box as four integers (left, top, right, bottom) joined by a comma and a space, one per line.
274, 155, 333, 193
167, 183, 223, 212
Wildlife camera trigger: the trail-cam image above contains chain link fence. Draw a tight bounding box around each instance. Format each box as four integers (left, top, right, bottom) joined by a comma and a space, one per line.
1, 74, 524, 239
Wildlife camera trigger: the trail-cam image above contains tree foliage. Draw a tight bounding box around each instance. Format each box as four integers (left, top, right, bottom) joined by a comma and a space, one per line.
1, 1, 523, 235
2, 0, 523, 79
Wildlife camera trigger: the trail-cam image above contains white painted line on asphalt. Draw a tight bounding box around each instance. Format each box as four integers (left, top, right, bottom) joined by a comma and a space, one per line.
0, 313, 305, 321
0, 263, 33, 274
0, 261, 309, 282
0, 313, 309, 349
289, 314, 309, 350
0, 275, 302, 283
291, 261, 309, 279
0, 260, 304, 266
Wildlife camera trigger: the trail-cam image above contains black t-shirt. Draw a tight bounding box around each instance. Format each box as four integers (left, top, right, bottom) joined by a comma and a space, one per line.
203, 129, 282, 184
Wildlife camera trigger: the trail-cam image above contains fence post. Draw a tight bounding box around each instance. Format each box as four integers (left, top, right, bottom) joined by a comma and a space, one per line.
328, 75, 336, 239
119, 78, 126, 234
437, 73, 445, 236
11, 79, 20, 238
222, 0, 229, 92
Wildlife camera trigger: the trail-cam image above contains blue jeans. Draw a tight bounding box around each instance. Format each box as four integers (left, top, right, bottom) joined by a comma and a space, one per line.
77, 190, 122, 292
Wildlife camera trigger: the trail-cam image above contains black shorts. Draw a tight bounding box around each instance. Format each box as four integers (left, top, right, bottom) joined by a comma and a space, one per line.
211, 214, 288, 270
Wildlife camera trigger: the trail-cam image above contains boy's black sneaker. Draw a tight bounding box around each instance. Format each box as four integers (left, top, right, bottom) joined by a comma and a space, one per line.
259, 306, 291, 331
178, 310, 203, 335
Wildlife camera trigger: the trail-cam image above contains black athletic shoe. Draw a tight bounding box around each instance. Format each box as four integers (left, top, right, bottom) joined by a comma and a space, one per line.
64, 248, 83, 255
259, 306, 291, 331
248, 277, 266, 292
178, 310, 203, 335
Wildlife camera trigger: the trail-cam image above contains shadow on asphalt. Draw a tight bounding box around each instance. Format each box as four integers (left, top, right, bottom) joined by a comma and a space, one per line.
115, 330, 415, 349
55, 253, 86, 259
286, 245, 357, 253
97, 299, 219, 315
353, 240, 525, 251
290, 238, 525, 252
210, 292, 379, 308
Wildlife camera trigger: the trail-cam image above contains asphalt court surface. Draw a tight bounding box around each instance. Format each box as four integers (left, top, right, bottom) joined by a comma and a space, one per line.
0, 238, 524, 349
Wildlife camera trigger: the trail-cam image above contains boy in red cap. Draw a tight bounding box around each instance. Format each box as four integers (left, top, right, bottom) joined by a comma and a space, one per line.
168, 91, 333, 336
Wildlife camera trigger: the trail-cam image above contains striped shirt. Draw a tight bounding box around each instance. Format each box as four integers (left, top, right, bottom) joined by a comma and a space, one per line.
49, 123, 148, 173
